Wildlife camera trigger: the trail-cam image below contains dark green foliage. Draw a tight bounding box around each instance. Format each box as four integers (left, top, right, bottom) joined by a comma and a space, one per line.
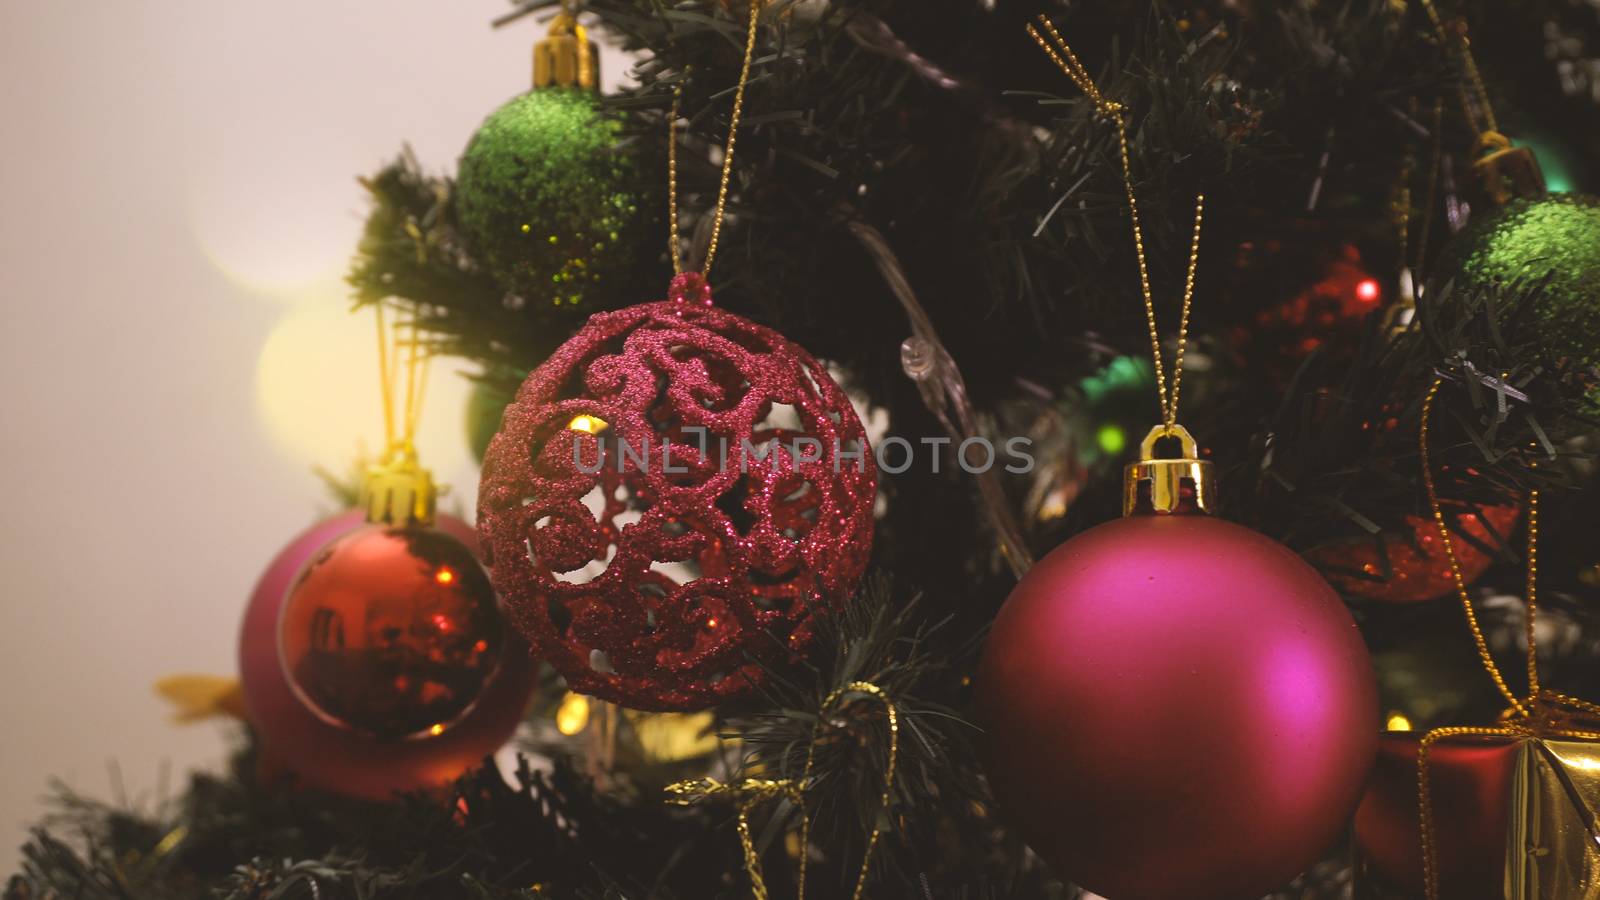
6, 746, 741, 899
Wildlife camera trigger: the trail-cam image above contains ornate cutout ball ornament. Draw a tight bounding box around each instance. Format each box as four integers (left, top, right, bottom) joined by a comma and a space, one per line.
478, 273, 877, 711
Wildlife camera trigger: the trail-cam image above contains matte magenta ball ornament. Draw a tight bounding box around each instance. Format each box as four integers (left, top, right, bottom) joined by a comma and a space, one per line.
477, 273, 876, 712
977, 425, 1377, 900
240, 477, 537, 801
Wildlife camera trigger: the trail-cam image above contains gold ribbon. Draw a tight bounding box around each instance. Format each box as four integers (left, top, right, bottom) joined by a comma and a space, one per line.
1415, 378, 1600, 899
666, 681, 899, 900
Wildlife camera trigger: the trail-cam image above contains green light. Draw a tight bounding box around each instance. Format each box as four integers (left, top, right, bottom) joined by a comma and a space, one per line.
1096, 424, 1127, 456
1080, 356, 1153, 404
1518, 134, 1576, 194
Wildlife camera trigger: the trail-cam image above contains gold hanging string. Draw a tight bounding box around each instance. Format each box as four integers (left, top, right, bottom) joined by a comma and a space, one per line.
1028, 16, 1205, 429
665, 681, 899, 900
375, 302, 397, 452
402, 316, 433, 453
800, 681, 898, 900
1416, 378, 1600, 898
667, 0, 762, 279
1525, 487, 1541, 697
1418, 0, 1497, 136
402, 316, 420, 452
372, 302, 431, 459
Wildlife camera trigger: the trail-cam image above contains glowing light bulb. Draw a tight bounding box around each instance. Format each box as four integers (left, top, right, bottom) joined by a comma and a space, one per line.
556, 691, 591, 736
1385, 712, 1413, 731
428, 723, 446, 736
1356, 278, 1381, 303
1096, 424, 1127, 456
568, 414, 608, 433
435, 567, 456, 585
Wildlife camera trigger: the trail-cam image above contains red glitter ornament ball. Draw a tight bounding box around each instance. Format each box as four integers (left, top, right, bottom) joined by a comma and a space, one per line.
478, 273, 876, 711
1307, 503, 1520, 603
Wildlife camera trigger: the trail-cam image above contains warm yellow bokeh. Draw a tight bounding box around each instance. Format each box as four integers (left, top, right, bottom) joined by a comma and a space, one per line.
256, 298, 474, 477
187, 158, 362, 295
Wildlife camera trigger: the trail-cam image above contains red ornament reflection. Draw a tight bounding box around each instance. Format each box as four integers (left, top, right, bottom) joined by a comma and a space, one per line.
279, 524, 508, 739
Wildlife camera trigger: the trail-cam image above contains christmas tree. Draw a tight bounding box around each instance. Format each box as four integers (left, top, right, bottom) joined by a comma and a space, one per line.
12, 1, 1600, 898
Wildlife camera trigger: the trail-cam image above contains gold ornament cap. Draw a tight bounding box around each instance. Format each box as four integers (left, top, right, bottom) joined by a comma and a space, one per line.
360, 449, 437, 527
1471, 131, 1546, 207
534, 12, 599, 90
1122, 424, 1216, 516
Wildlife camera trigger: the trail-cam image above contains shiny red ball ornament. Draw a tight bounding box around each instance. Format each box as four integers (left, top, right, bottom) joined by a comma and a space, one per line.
1308, 503, 1520, 603
240, 511, 537, 801
478, 273, 876, 711
977, 427, 1377, 900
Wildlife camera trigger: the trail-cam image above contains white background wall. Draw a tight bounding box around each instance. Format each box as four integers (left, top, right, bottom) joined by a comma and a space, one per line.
0, 2, 629, 871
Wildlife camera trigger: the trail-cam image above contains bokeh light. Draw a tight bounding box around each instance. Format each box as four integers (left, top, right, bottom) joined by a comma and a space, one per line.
255, 298, 472, 476
187, 159, 365, 295
1096, 423, 1127, 457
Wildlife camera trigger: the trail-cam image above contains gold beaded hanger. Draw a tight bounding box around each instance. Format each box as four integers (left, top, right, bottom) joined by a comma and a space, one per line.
1416, 0, 1544, 204
1418, 378, 1528, 716
1029, 16, 1210, 514
1028, 17, 1206, 434
1415, 377, 1600, 900
667, 0, 763, 280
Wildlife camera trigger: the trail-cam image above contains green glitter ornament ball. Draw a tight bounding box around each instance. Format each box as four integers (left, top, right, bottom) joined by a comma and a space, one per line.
1438, 193, 1600, 367
457, 89, 648, 307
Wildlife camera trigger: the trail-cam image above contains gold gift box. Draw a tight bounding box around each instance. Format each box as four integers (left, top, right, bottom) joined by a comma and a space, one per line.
1508, 737, 1600, 898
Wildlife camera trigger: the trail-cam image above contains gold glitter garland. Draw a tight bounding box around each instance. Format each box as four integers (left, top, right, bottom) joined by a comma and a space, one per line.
666, 681, 899, 900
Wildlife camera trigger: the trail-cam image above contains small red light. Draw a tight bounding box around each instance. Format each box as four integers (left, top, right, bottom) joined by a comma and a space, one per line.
1356, 279, 1380, 303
